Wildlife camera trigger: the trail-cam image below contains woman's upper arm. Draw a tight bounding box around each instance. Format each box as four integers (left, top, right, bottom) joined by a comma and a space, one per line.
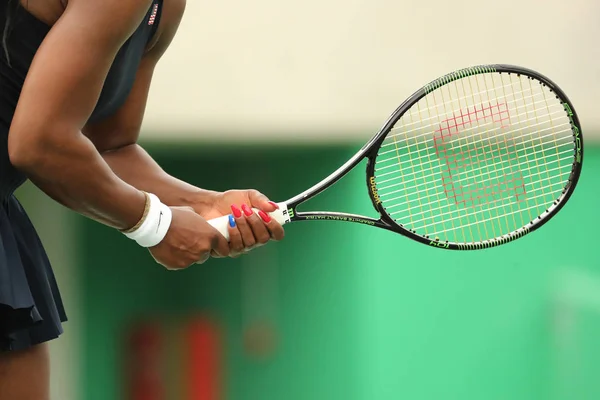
84, 0, 187, 152
8, 0, 153, 158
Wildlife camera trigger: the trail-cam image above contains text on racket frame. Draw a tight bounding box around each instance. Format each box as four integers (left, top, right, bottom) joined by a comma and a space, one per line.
304, 215, 376, 226
369, 176, 382, 205
563, 103, 582, 164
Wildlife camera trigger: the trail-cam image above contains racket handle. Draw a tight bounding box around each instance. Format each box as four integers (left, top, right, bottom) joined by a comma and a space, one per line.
207, 202, 290, 241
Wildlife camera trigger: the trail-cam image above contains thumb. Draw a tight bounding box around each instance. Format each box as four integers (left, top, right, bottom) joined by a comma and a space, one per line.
247, 190, 277, 212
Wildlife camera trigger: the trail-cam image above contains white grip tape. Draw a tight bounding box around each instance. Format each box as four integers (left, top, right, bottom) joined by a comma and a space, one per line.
123, 193, 172, 248
207, 202, 290, 241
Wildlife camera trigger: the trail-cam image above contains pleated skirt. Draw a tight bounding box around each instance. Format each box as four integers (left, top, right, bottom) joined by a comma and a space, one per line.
0, 194, 67, 351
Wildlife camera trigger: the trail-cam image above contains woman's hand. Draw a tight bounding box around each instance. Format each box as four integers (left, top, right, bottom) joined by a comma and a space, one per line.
149, 206, 231, 269
195, 189, 286, 258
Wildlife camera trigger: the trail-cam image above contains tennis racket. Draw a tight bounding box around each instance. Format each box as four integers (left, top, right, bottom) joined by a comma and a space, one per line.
208, 64, 583, 250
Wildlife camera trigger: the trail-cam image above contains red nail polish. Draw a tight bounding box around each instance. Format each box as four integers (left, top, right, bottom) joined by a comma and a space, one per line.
241, 204, 253, 217
268, 201, 279, 209
258, 210, 271, 223
231, 205, 242, 218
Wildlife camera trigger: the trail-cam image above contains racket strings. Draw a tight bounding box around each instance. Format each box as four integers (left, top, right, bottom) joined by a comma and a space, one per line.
393, 180, 565, 227
376, 125, 572, 177
380, 155, 572, 205
373, 72, 576, 244
378, 107, 569, 158
380, 87, 556, 145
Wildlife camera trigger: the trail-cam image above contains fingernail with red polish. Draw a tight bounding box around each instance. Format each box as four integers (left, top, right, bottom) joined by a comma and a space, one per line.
231, 205, 242, 218
258, 210, 271, 223
242, 204, 253, 217
268, 201, 279, 209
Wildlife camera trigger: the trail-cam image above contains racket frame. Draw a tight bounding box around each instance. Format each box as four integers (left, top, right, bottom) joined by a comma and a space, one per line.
281, 65, 583, 250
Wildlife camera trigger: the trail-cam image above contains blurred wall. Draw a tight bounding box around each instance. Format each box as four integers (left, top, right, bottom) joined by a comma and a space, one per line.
20, 142, 600, 400
143, 0, 600, 142
14, 1, 599, 399
77, 144, 599, 400
78, 145, 367, 400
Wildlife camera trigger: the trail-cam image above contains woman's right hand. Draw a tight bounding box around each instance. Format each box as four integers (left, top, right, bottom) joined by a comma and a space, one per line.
148, 206, 230, 270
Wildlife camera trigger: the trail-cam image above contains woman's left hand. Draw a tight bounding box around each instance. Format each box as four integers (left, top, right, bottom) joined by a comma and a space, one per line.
194, 189, 285, 258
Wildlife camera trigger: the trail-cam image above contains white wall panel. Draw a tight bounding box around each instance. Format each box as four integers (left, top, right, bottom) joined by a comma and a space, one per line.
142, 0, 599, 143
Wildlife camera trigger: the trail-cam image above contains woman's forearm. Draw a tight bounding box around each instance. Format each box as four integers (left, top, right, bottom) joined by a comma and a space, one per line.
101, 143, 217, 212
9, 131, 146, 230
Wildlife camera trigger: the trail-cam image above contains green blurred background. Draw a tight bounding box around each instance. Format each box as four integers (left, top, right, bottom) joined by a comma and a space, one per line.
12, 0, 600, 399
16, 144, 600, 400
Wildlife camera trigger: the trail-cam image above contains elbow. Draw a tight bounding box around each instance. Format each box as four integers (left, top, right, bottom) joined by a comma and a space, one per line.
8, 132, 33, 171
8, 127, 51, 172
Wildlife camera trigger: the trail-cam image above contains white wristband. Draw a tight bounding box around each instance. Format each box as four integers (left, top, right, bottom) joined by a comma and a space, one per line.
123, 193, 172, 248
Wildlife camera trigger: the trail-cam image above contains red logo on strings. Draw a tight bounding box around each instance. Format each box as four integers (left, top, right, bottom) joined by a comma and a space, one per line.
433, 101, 526, 208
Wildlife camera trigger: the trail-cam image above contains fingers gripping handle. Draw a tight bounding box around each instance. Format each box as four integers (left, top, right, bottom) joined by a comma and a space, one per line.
207, 202, 290, 241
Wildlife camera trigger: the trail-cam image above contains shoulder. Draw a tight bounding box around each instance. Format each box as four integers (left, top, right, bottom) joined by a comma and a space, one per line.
67, 0, 155, 31
145, 0, 187, 61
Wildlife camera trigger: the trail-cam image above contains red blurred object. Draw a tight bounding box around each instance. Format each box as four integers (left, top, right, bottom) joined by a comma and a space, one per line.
126, 322, 165, 400
186, 318, 222, 400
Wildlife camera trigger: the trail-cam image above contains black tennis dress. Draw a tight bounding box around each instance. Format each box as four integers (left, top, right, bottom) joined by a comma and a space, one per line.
0, 0, 162, 351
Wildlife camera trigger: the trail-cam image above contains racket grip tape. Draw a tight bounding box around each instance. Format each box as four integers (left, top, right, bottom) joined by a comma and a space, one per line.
207, 202, 290, 241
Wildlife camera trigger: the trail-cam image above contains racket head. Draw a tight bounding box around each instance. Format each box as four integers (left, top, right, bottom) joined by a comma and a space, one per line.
366, 65, 582, 250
